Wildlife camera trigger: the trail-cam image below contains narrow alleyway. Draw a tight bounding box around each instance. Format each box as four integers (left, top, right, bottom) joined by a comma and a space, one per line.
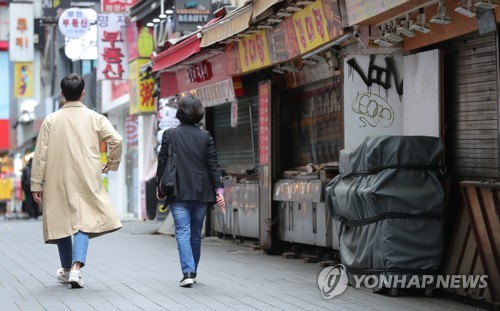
0, 220, 486, 311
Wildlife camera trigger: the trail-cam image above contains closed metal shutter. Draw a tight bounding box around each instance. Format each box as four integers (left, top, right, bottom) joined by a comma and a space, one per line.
279, 76, 343, 169
213, 98, 258, 174
444, 32, 499, 179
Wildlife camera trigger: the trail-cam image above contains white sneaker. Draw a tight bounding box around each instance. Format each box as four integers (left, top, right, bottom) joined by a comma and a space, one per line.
56, 268, 69, 283
68, 270, 85, 288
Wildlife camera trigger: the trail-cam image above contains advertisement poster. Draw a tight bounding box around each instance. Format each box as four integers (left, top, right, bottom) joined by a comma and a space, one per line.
13, 62, 34, 98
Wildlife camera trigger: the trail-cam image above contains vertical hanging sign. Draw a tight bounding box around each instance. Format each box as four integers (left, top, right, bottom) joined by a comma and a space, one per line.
128, 58, 155, 114
9, 3, 34, 62
258, 81, 271, 165
97, 14, 128, 80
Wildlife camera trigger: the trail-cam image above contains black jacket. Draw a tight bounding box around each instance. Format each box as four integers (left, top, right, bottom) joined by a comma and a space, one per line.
156, 123, 223, 203
21, 163, 32, 192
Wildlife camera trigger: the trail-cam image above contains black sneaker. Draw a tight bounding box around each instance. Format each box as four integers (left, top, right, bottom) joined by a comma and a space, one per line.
193, 272, 197, 284
180, 273, 195, 287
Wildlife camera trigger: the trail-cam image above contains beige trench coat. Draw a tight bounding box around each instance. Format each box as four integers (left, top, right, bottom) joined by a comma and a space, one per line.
31, 101, 123, 244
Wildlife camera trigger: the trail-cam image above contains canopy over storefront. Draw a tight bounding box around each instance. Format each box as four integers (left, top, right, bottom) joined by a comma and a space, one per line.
152, 34, 202, 72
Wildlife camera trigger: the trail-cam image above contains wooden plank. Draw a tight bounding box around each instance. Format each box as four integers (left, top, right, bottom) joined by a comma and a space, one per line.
479, 187, 500, 285
454, 221, 477, 296
470, 252, 490, 301
462, 184, 500, 303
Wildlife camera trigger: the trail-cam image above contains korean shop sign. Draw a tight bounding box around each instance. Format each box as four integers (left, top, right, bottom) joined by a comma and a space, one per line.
97, 14, 128, 80
102, 0, 138, 13
129, 58, 155, 114
58, 8, 90, 38
9, 2, 34, 62
174, 0, 211, 32
292, 0, 330, 54
188, 61, 213, 83
238, 29, 271, 73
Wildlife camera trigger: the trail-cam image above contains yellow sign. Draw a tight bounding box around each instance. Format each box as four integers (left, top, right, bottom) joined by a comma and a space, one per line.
129, 58, 156, 114
137, 27, 154, 58
238, 30, 271, 73
13, 62, 34, 98
292, 0, 330, 54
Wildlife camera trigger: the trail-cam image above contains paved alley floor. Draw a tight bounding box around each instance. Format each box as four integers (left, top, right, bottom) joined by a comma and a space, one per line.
0, 219, 487, 311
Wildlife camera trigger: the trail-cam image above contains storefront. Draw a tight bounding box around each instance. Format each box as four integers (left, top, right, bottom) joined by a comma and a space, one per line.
345, 0, 500, 305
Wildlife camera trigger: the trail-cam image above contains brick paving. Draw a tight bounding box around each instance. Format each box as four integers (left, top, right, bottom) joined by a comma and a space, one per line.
0, 219, 486, 311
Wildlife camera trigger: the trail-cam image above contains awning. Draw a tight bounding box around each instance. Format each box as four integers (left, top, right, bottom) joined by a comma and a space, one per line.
252, 0, 283, 19
200, 4, 253, 48
152, 34, 201, 72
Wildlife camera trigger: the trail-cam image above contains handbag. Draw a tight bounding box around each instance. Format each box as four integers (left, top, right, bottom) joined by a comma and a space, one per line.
159, 129, 177, 203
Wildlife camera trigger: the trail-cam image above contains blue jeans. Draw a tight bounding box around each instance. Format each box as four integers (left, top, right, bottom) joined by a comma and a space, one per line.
170, 201, 208, 274
56, 231, 89, 269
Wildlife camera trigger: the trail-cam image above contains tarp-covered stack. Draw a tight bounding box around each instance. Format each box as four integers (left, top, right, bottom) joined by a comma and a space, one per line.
325, 136, 445, 288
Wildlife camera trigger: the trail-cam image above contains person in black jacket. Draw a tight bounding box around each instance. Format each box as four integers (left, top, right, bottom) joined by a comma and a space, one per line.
21, 157, 38, 219
156, 95, 225, 288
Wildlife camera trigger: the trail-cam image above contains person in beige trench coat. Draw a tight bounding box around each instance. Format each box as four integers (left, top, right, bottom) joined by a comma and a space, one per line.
31, 73, 123, 288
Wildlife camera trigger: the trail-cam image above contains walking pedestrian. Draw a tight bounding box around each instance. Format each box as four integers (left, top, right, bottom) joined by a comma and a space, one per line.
21, 158, 38, 219
31, 73, 123, 288
156, 95, 225, 288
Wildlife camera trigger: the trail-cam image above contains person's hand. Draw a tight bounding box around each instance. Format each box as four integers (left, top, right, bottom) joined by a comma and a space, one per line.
33, 192, 43, 205
156, 188, 165, 200
101, 163, 109, 173
216, 194, 225, 215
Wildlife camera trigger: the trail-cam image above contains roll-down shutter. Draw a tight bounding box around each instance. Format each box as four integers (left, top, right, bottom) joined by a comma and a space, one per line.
213, 98, 258, 174
444, 32, 499, 179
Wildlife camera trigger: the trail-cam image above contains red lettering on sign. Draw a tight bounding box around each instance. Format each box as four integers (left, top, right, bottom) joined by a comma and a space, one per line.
140, 80, 155, 107
304, 16, 315, 42
312, 8, 324, 41
294, 18, 307, 50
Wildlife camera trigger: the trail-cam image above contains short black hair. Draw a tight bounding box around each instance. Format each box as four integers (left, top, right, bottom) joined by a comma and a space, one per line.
60, 73, 85, 101
176, 95, 204, 124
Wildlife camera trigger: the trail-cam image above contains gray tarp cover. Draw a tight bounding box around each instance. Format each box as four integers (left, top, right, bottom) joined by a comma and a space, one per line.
325, 136, 445, 278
